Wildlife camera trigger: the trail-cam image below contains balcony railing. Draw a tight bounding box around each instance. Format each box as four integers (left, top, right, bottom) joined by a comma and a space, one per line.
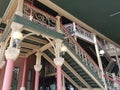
23, 2, 56, 30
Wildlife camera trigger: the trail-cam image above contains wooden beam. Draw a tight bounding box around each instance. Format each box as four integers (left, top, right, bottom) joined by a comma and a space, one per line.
20, 42, 40, 50
19, 53, 27, 57
25, 42, 53, 57
26, 36, 48, 44
40, 41, 54, 52
20, 48, 33, 53
82, 89, 102, 90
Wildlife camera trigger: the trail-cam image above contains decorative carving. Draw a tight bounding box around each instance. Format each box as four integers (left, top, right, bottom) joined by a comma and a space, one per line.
54, 57, 64, 66
5, 47, 20, 61
20, 87, 26, 90
34, 64, 42, 71
23, 3, 56, 30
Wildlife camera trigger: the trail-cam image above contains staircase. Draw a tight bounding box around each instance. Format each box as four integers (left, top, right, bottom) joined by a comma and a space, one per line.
64, 22, 120, 90
61, 24, 104, 85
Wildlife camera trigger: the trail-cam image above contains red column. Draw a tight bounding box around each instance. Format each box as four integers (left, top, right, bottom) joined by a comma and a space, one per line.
34, 71, 40, 90
57, 66, 62, 90
2, 60, 14, 90
34, 52, 42, 90
20, 58, 27, 90
54, 57, 64, 90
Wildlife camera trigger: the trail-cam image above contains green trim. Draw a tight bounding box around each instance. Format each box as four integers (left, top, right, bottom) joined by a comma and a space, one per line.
13, 15, 65, 39
0, 0, 11, 18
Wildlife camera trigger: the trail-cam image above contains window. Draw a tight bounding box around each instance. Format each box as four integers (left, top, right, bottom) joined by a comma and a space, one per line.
11, 67, 20, 90
26, 69, 32, 90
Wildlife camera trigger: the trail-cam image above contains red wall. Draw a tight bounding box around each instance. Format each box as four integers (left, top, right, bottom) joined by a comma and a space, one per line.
0, 54, 36, 90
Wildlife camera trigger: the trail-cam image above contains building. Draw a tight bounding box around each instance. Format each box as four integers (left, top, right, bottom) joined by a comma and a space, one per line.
0, 0, 120, 90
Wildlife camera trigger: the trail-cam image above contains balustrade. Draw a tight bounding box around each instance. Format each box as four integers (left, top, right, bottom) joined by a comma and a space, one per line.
23, 2, 56, 30
61, 24, 103, 83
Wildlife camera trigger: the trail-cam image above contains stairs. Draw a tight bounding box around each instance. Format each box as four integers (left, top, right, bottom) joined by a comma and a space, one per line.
61, 24, 104, 87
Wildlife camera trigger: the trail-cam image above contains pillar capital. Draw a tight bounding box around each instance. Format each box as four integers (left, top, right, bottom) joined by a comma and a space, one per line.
5, 47, 20, 61
20, 87, 26, 90
34, 64, 42, 71
54, 57, 64, 66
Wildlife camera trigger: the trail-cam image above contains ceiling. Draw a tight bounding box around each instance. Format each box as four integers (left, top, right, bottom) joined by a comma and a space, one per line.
51, 0, 120, 46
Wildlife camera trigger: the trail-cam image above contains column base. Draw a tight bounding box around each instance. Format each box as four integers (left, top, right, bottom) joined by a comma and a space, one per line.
20, 87, 26, 90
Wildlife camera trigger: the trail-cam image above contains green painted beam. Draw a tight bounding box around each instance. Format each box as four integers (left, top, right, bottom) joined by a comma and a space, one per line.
13, 15, 65, 39
0, 22, 11, 42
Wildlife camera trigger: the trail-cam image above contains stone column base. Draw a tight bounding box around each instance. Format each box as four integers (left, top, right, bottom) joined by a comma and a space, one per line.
20, 87, 26, 90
